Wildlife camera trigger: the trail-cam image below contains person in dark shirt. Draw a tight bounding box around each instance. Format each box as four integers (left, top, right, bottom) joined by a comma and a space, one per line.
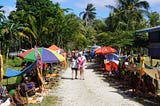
137, 54, 140, 63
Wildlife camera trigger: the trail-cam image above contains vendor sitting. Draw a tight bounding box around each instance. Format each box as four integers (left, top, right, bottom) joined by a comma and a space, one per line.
9, 84, 26, 105
0, 86, 15, 106
20, 77, 35, 97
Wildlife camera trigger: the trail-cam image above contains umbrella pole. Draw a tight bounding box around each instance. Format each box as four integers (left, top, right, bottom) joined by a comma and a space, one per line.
37, 67, 44, 92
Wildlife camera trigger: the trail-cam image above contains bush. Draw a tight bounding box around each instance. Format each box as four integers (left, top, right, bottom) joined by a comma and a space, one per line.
7, 57, 23, 67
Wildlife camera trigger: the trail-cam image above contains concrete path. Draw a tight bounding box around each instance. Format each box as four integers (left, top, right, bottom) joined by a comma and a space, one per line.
53, 63, 143, 106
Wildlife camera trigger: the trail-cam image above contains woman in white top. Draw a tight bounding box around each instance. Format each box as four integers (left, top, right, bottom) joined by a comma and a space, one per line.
71, 53, 79, 79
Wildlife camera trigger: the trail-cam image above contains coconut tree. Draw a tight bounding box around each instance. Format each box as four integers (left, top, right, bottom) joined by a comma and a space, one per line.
0, 5, 5, 22
147, 11, 160, 27
105, 0, 150, 31
1, 19, 30, 60
79, 3, 96, 26
0, 5, 5, 53
9, 10, 38, 47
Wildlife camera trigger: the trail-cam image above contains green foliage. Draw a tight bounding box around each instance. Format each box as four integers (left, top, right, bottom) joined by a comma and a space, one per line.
96, 32, 111, 46
133, 33, 148, 47
8, 0, 86, 50
73, 33, 89, 50
6, 57, 23, 67
96, 31, 134, 49
109, 31, 134, 48
105, 0, 150, 31
147, 11, 160, 27
0, 0, 159, 56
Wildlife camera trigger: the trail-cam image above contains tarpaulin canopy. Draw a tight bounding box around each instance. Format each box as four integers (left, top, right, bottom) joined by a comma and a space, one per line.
4, 62, 36, 78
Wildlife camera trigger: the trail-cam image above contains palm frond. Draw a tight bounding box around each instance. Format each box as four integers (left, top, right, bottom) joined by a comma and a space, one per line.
24, 27, 37, 40
18, 32, 29, 39
135, 1, 150, 10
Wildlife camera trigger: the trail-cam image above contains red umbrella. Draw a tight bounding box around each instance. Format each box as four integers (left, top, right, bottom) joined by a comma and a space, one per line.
95, 46, 117, 55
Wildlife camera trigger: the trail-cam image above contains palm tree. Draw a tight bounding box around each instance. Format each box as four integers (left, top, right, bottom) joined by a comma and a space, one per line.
79, 3, 96, 25
9, 10, 38, 47
105, 0, 150, 31
0, 5, 5, 53
147, 11, 160, 27
106, 0, 149, 12
1, 20, 29, 60
0, 5, 5, 22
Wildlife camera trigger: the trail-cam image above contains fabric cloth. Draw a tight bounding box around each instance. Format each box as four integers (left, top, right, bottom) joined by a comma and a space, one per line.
0, 98, 11, 106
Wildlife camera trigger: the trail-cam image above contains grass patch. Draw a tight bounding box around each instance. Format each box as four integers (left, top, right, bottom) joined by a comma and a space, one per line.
25, 82, 60, 106
2, 76, 23, 86
25, 96, 58, 106
4, 57, 23, 69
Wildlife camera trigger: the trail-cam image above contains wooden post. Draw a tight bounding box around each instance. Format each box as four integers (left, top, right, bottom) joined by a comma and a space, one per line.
155, 74, 157, 94
150, 56, 153, 66
140, 57, 144, 79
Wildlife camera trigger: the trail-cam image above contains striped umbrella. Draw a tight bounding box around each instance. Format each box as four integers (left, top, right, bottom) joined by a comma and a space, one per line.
18, 47, 65, 63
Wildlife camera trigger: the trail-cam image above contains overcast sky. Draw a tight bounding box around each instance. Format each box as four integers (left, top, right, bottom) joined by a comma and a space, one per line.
0, 0, 160, 18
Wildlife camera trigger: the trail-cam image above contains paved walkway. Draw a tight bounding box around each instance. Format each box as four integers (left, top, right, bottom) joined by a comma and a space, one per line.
53, 63, 143, 106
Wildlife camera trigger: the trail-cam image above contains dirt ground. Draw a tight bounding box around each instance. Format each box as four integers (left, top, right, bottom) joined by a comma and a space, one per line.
52, 62, 157, 106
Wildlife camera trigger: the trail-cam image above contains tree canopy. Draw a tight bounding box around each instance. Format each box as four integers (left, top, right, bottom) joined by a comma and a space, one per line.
0, 0, 159, 58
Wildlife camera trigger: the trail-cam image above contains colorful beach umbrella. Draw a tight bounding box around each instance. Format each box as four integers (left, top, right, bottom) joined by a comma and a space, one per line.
18, 47, 65, 63
95, 46, 117, 55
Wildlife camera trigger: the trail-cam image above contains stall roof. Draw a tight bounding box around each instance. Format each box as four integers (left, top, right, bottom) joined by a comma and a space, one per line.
135, 25, 160, 34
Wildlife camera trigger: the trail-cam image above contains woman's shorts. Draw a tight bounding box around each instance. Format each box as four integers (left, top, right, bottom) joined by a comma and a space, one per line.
71, 68, 78, 71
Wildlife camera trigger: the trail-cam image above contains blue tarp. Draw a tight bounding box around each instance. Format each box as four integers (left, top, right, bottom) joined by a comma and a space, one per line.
105, 53, 127, 61
4, 62, 36, 78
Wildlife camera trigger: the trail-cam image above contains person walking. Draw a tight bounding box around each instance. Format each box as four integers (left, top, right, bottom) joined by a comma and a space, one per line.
77, 52, 87, 80
71, 53, 79, 80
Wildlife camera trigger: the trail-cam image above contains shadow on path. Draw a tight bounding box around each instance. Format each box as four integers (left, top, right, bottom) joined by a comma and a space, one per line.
61, 77, 73, 80
89, 62, 160, 106
85, 62, 100, 69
